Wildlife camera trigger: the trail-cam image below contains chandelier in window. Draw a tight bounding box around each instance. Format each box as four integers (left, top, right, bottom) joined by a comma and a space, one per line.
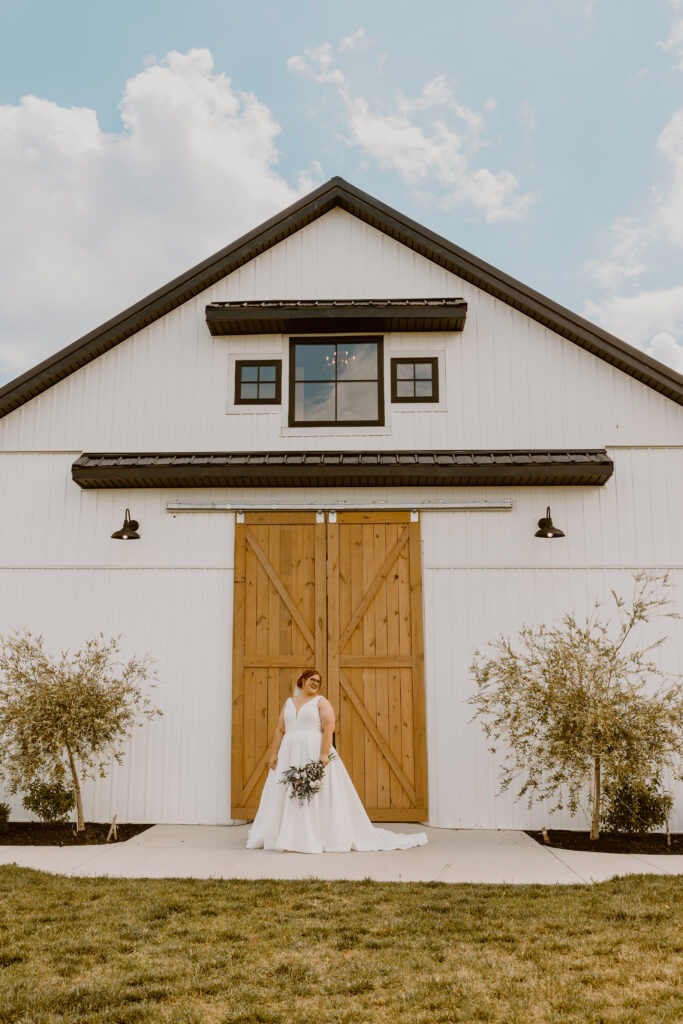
325, 348, 357, 368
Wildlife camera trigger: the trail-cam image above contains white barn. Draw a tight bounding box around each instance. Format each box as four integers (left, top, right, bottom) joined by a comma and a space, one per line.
1, 176, 683, 830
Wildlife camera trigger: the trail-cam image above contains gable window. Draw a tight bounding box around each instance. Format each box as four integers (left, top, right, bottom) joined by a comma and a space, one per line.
235, 360, 282, 405
289, 337, 384, 427
391, 358, 439, 403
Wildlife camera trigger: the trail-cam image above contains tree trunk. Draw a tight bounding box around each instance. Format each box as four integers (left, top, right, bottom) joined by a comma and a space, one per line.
590, 755, 601, 841
65, 744, 85, 832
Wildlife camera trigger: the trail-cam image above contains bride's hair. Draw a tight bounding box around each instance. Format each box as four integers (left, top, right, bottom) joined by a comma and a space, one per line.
296, 668, 321, 690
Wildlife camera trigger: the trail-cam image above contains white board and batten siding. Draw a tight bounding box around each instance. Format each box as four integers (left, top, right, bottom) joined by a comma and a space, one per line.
2, 206, 683, 829
3, 210, 683, 452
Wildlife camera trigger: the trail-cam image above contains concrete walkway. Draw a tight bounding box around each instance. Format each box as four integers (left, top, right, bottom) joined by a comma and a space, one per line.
2, 824, 683, 884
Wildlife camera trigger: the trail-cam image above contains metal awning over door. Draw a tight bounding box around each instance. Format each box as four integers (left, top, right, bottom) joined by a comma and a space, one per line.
231, 511, 428, 822
72, 449, 614, 488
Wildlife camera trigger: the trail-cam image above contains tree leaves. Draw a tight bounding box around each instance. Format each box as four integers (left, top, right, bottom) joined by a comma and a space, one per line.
0, 631, 161, 829
469, 573, 683, 834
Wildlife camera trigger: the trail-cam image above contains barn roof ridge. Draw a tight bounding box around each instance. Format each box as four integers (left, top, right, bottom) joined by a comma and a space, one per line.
2, 175, 682, 417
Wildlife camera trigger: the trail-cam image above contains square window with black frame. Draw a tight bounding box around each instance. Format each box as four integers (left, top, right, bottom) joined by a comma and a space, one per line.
390, 357, 438, 403
235, 360, 282, 405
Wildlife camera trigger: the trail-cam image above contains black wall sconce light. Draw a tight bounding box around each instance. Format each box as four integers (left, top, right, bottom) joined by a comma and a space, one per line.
535, 506, 565, 538
111, 509, 140, 540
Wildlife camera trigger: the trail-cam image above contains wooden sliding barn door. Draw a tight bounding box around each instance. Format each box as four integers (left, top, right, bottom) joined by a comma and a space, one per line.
327, 512, 427, 821
231, 513, 327, 818
231, 511, 428, 821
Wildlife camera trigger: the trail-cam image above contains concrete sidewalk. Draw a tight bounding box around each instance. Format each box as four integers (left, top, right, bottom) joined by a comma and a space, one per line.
2, 824, 683, 884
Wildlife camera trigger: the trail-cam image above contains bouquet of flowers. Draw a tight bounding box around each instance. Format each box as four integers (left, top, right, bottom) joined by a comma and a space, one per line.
279, 754, 336, 806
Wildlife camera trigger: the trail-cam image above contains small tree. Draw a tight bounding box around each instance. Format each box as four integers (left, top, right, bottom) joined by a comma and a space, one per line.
0, 631, 161, 831
469, 573, 683, 840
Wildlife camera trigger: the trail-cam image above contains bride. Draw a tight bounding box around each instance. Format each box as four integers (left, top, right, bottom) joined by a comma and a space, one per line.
246, 668, 428, 853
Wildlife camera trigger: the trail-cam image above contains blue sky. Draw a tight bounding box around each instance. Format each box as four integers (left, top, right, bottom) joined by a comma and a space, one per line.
1, 0, 683, 383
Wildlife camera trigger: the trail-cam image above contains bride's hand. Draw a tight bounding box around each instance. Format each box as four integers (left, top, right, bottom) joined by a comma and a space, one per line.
268, 755, 278, 770
320, 754, 329, 767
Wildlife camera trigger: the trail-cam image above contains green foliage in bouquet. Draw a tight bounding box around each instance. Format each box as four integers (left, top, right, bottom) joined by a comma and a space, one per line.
280, 755, 336, 805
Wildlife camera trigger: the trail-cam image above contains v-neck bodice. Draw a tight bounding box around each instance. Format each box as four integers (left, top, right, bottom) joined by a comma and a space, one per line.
285, 695, 322, 734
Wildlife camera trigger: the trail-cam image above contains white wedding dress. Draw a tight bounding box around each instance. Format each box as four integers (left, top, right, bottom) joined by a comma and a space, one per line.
246, 695, 428, 853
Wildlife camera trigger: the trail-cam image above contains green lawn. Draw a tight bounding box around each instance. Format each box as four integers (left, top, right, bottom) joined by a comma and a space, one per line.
1, 867, 682, 1023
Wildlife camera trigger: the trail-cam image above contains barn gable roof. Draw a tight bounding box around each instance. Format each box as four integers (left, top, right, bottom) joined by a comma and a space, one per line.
1, 175, 682, 418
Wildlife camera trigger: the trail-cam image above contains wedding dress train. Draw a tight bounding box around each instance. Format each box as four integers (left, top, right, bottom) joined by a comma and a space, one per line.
246, 695, 428, 854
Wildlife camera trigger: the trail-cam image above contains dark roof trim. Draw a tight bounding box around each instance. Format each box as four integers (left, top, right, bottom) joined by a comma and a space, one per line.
205, 298, 467, 336
72, 450, 614, 489
3, 175, 682, 417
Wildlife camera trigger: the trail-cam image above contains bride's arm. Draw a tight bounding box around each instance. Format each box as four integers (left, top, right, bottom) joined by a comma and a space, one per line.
267, 707, 286, 770
318, 698, 335, 766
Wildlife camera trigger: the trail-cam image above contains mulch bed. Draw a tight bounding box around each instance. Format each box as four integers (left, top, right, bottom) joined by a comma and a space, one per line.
3, 822, 681, 853
526, 829, 683, 855
0, 822, 153, 846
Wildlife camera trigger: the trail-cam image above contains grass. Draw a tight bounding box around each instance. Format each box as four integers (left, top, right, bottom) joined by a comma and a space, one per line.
1, 868, 682, 1023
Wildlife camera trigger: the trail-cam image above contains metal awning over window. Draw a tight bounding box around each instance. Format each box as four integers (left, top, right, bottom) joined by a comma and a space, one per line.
205, 298, 468, 336
72, 450, 614, 489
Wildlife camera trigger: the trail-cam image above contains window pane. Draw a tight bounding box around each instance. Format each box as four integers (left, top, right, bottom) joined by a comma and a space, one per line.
240, 365, 258, 382
337, 382, 379, 421
259, 382, 276, 399
336, 342, 378, 381
295, 382, 336, 421
396, 380, 415, 398
414, 363, 433, 380
396, 363, 414, 379
241, 382, 258, 400
294, 344, 336, 381
415, 380, 434, 398
258, 365, 276, 382
289, 339, 382, 425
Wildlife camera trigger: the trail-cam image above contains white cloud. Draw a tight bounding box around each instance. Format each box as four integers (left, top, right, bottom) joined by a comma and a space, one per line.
646, 332, 683, 373
585, 258, 683, 379
656, 109, 683, 247
286, 45, 346, 87
582, 8, 683, 372
658, 14, 683, 67
395, 75, 490, 134
0, 48, 315, 383
586, 102, 683, 295
584, 284, 683, 344
584, 285, 683, 378
339, 28, 370, 53
518, 101, 537, 134
583, 218, 651, 291
288, 36, 535, 224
